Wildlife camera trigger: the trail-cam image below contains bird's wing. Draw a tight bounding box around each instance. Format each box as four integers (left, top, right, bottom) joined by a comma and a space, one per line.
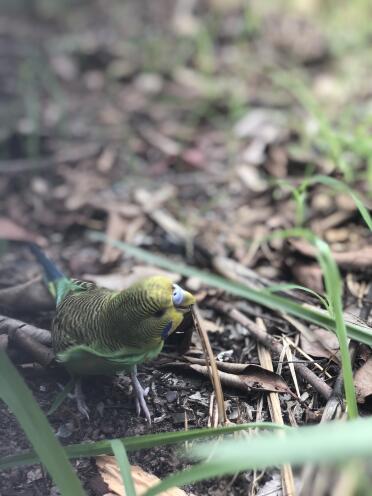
52, 277, 98, 302
70, 278, 98, 293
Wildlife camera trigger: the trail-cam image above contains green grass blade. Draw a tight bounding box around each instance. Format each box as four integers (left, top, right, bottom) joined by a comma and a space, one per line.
0, 350, 85, 496
143, 416, 372, 496
270, 228, 357, 418
0, 422, 285, 470
111, 439, 136, 496
303, 175, 372, 231
263, 283, 329, 310
47, 378, 75, 416
88, 232, 372, 346
313, 235, 357, 417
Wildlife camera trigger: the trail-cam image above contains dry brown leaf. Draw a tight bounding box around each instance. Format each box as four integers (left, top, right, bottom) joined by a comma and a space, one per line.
300, 327, 340, 360
291, 262, 324, 294
354, 357, 372, 404
97, 147, 117, 173
101, 211, 128, 265
138, 127, 181, 156
150, 209, 190, 244
0, 217, 45, 245
236, 164, 268, 192
96, 456, 189, 496
134, 185, 176, 212
188, 363, 291, 394
290, 239, 372, 270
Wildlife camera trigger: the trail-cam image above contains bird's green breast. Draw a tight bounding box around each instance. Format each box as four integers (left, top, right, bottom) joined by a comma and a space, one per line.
57, 342, 164, 376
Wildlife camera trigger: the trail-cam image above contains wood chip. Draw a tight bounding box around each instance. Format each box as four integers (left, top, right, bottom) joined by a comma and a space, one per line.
354, 357, 372, 403
96, 456, 190, 496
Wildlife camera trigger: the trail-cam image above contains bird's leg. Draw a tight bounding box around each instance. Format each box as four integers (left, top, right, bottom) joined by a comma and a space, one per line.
74, 378, 90, 420
130, 365, 151, 424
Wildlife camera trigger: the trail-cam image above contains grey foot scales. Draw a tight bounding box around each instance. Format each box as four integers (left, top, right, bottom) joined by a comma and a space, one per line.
74, 379, 90, 419
131, 365, 151, 424
55, 378, 90, 419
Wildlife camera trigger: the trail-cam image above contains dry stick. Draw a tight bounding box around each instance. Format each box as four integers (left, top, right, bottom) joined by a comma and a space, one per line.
0, 276, 54, 312
214, 302, 333, 400
0, 315, 52, 344
191, 305, 227, 425
0, 315, 54, 367
10, 331, 55, 367
257, 318, 296, 496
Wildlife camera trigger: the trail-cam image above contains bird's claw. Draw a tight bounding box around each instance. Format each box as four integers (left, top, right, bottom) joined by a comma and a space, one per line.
134, 386, 149, 417
76, 396, 90, 420
74, 380, 90, 420
131, 368, 151, 424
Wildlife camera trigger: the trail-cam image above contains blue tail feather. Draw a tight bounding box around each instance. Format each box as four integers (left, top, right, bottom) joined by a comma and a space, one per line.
27, 243, 64, 282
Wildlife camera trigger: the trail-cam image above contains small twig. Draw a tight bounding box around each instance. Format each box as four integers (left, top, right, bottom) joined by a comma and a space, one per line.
283, 336, 301, 398
192, 305, 227, 425
284, 336, 332, 379
283, 314, 340, 366
213, 301, 333, 400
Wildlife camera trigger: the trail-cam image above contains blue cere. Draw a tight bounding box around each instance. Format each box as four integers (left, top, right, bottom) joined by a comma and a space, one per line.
172, 284, 184, 306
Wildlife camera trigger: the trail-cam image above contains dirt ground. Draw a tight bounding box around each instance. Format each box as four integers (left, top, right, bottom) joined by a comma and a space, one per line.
1, 1, 372, 495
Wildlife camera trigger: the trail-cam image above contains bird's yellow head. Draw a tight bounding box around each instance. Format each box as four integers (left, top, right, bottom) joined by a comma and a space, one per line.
112, 275, 195, 346
138, 275, 195, 340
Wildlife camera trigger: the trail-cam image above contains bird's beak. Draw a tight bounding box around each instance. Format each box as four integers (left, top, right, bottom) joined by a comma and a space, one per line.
175, 290, 195, 312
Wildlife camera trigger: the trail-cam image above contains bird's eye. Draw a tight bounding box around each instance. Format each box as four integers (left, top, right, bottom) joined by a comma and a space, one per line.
172, 284, 184, 306
154, 308, 166, 318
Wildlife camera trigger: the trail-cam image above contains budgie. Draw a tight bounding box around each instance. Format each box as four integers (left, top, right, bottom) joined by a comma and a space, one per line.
27, 243, 195, 422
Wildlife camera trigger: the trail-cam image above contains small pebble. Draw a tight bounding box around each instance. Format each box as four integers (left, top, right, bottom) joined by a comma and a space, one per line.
166, 391, 178, 403
56, 422, 74, 439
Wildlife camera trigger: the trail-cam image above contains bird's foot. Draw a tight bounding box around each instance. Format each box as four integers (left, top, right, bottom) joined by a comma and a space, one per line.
74, 380, 90, 420
131, 367, 151, 424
